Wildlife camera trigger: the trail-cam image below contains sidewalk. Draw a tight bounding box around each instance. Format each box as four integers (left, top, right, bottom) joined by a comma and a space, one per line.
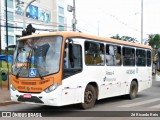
0, 87, 18, 106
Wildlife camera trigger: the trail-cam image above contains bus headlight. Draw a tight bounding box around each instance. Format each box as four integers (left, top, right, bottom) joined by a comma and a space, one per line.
10, 84, 16, 91
44, 83, 59, 93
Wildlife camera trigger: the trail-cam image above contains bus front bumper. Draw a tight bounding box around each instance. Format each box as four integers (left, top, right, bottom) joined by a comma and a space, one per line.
10, 85, 62, 106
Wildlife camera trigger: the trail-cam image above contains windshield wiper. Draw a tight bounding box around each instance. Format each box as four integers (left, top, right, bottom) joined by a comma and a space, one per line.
36, 68, 43, 80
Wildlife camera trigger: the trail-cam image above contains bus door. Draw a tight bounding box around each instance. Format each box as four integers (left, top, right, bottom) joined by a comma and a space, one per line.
61, 38, 83, 105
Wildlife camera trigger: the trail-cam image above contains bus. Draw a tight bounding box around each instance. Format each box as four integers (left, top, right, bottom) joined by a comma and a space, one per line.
9, 31, 152, 109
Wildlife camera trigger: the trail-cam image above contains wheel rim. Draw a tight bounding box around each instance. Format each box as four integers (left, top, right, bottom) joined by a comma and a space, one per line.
84, 90, 93, 104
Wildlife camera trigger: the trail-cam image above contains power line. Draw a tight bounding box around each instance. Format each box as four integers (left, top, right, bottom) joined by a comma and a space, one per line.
0, 24, 73, 32
0, 17, 66, 27
0, 18, 73, 30
99, 9, 139, 32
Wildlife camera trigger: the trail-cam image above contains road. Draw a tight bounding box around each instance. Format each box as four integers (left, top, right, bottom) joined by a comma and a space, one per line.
0, 80, 160, 120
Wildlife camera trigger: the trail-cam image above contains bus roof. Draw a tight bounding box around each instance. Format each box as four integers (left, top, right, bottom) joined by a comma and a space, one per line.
18, 31, 152, 49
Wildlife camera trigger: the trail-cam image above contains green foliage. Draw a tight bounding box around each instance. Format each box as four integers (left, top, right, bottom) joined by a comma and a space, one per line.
148, 34, 160, 48
0, 49, 14, 55
111, 34, 122, 40
111, 34, 138, 43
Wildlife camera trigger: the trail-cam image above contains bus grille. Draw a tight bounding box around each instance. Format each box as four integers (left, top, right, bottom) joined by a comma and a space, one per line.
17, 95, 44, 103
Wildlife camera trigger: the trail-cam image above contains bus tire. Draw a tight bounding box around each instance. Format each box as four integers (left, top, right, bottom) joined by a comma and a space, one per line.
81, 85, 96, 109
127, 81, 138, 99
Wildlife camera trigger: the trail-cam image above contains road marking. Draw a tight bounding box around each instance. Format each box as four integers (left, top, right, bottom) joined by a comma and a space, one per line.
149, 104, 160, 109
119, 98, 160, 107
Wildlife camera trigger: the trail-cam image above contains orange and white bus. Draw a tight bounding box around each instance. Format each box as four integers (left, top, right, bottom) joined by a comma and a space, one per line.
9, 31, 152, 109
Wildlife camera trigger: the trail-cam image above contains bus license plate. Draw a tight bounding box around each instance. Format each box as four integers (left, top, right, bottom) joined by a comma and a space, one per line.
23, 94, 32, 98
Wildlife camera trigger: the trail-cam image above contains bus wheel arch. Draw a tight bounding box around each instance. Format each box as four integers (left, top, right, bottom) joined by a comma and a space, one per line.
81, 82, 98, 109
127, 79, 138, 99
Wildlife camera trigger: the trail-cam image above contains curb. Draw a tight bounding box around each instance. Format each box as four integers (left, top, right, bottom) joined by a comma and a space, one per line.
0, 101, 20, 106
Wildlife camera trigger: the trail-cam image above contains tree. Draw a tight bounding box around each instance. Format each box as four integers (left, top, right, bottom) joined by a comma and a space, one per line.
120, 36, 138, 43
148, 34, 160, 48
110, 34, 121, 40
148, 34, 160, 66
111, 34, 138, 43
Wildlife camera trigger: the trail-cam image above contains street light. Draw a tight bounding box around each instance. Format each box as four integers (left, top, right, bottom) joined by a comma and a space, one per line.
23, 0, 36, 30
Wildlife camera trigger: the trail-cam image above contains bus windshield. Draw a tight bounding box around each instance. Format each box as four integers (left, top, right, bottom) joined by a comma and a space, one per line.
12, 36, 62, 78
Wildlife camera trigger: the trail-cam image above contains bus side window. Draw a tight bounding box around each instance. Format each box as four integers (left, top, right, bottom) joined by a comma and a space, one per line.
85, 41, 104, 65
147, 50, 151, 66
136, 49, 146, 66
115, 46, 121, 65
106, 45, 115, 66
123, 47, 135, 66
93, 43, 104, 65
106, 45, 121, 66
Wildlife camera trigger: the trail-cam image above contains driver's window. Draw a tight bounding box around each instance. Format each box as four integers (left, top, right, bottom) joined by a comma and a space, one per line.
64, 40, 82, 69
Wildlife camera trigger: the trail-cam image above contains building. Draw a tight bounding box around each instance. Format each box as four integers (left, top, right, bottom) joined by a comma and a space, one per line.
0, 0, 66, 49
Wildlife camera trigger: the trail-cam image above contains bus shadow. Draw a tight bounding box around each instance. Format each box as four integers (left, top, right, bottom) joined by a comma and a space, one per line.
96, 94, 148, 106
20, 104, 86, 117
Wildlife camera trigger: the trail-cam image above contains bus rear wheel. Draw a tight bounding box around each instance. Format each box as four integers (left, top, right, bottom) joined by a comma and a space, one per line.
127, 81, 138, 99
81, 85, 96, 109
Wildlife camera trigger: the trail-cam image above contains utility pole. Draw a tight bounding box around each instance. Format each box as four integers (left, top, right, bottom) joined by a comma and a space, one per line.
5, 0, 8, 48
141, 0, 143, 44
5, 0, 9, 90
67, 0, 77, 31
72, 0, 76, 31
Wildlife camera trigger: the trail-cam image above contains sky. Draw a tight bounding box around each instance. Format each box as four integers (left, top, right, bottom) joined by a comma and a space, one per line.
66, 0, 160, 43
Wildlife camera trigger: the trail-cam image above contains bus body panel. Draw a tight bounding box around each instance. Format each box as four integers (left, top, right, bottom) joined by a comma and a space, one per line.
137, 67, 152, 92
9, 32, 152, 107
61, 72, 85, 105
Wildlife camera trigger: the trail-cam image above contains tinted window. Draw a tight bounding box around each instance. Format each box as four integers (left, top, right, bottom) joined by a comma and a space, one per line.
123, 47, 135, 66
85, 41, 104, 65
136, 49, 146, 66
147, 50, 151, 66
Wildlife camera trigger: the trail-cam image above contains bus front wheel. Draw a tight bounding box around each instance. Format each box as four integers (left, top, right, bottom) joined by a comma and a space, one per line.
81, 85, 96, 109
127, 81, 138, 99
